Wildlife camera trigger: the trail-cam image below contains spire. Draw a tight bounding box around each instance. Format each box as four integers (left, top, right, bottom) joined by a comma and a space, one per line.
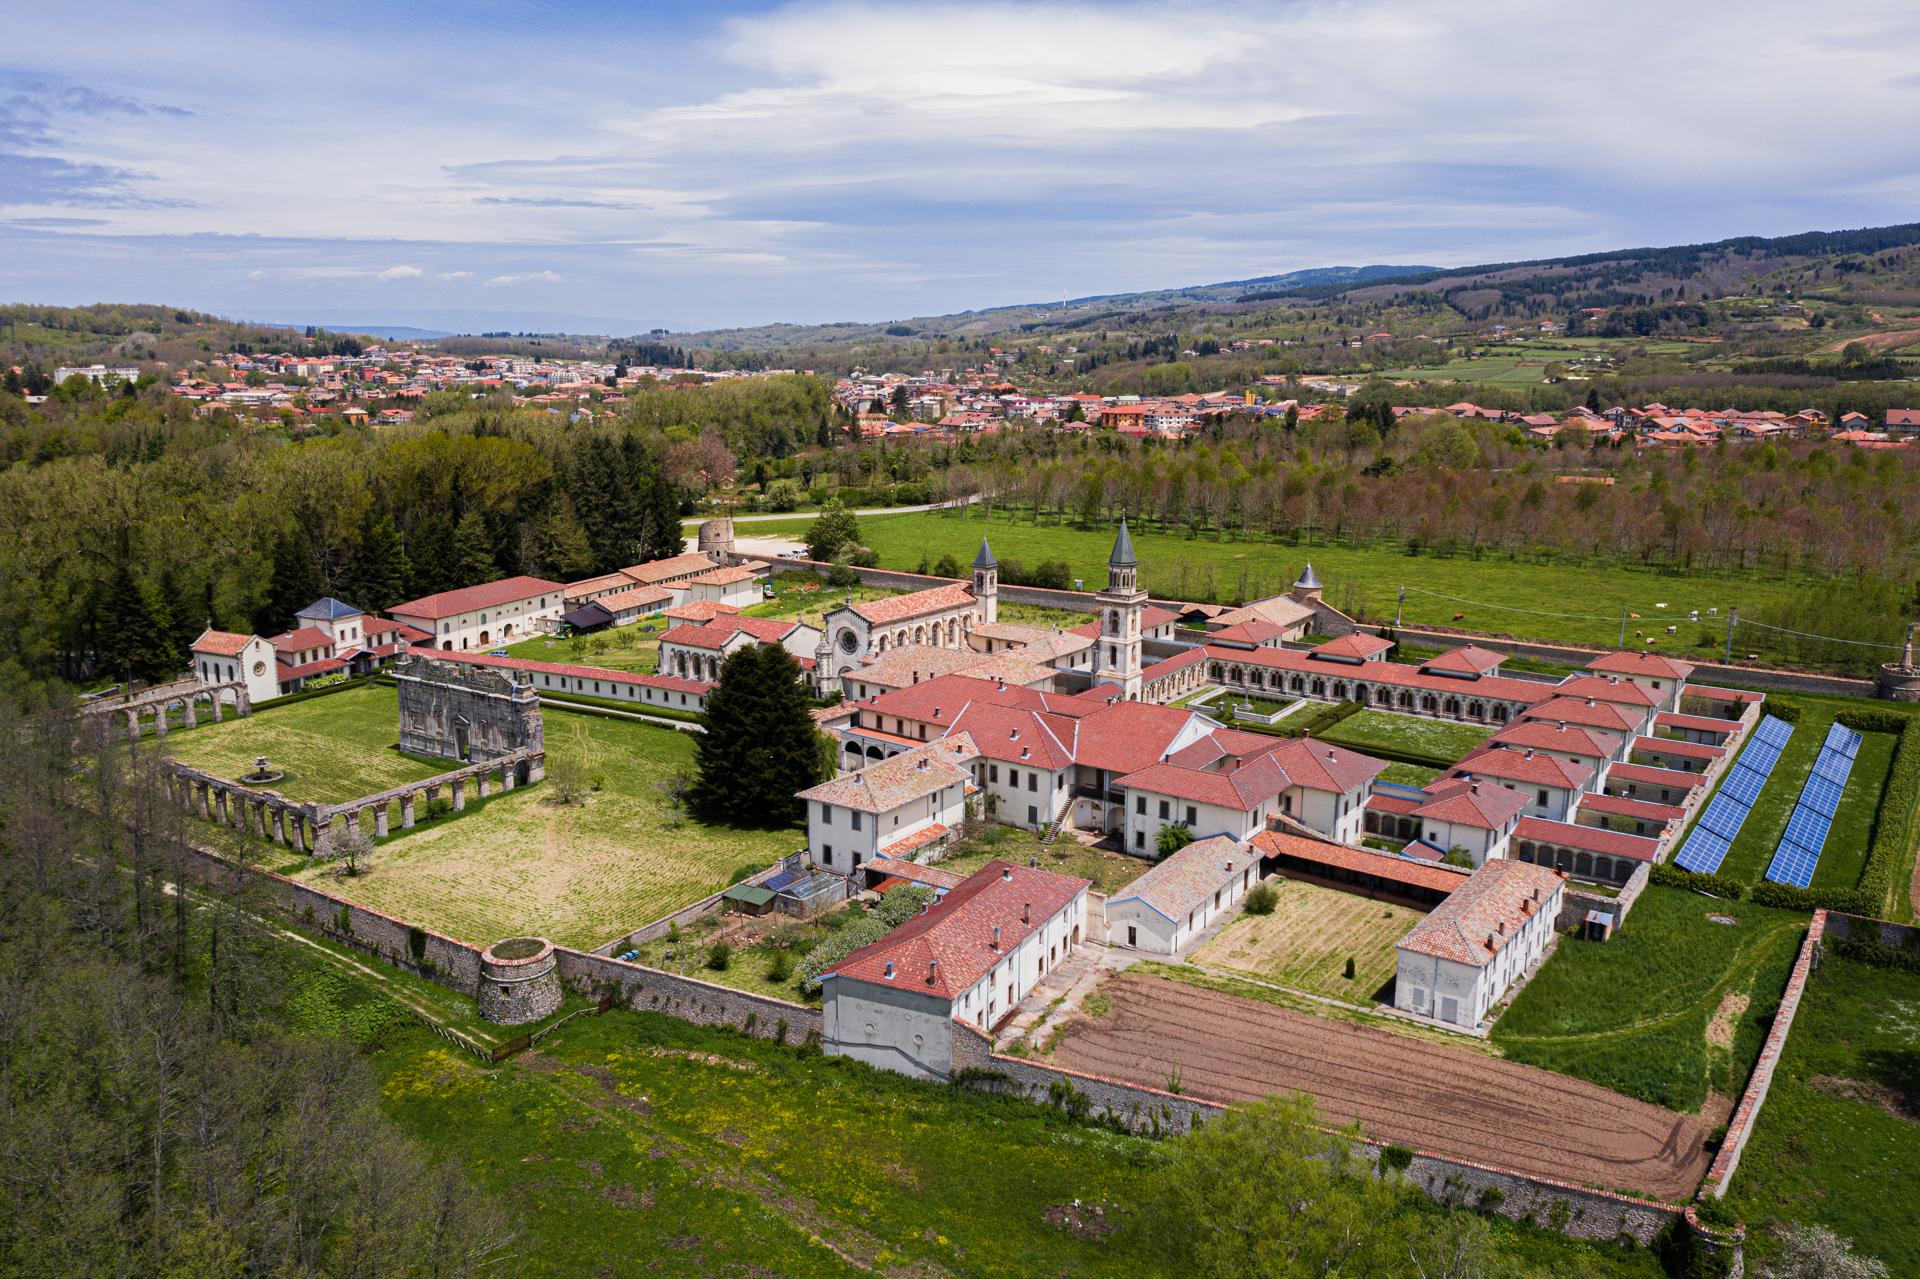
972, 538, 997, 570
1108, 518, 1137, 568
1294, 562, 1322, 591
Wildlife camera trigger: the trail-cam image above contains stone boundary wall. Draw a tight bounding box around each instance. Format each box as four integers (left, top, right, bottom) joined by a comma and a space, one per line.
778, 555, 1105, 615
1557, 860, 1651, 930
556, 948, 823, 1043
1699, 910, 1826, 1199
169, 836, 486, 994
949, 1021, 1679, 1244
1822, 909, 1920, 949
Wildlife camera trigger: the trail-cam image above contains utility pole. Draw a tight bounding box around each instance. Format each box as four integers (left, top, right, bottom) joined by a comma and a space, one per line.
1724, 608, 1738, 666
1394, 586, 1406, 629
1618, 605, 1628, 650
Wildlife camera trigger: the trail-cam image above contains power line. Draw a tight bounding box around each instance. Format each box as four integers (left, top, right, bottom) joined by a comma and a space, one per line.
1396, 584, 1633, 623
1734, 617, 1906, 651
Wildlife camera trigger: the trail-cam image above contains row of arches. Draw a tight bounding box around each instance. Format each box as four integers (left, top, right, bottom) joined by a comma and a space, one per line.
1206, 663, 1515, 725
1514, 839, 1637, 885
871, 614, 967, 656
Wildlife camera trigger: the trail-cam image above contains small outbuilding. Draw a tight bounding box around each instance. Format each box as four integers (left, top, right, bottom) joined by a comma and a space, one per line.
1104, 834, 1258, 955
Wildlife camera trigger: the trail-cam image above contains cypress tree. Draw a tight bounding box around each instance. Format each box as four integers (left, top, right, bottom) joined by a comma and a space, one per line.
257, 534, 319, 635
689, 646, 824, 826
348, 513, 410, 611
451, 511, 497, 586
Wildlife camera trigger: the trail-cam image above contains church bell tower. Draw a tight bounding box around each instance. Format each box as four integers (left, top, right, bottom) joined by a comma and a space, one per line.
1094, 519, 1146, 699
971, 538, 999, 625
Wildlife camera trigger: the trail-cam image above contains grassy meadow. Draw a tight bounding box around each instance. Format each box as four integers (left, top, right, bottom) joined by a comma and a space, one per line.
1491, 886, 1807, 1112
1723, 953, 1920, 1274
755, 506, 1821, 660
168, 687, 797, 948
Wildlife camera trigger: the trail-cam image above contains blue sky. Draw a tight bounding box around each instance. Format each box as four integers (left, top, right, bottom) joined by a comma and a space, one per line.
4, 0, 1919, 334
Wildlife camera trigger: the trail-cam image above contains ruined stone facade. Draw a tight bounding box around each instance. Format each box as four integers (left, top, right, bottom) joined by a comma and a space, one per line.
394, 652, 543, 762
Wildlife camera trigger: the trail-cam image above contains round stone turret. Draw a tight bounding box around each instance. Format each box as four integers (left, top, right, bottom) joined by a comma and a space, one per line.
697, 516, 735, 562
478, 936, 562, 1025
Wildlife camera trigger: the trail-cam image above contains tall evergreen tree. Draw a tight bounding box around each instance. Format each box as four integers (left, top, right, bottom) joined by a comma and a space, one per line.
99, 564, 173, 684
451, 511, 498, 585
688, 645, 825, 826
347, 512, 410, 611
256, 533, 319, 635
637, 459, 683, 563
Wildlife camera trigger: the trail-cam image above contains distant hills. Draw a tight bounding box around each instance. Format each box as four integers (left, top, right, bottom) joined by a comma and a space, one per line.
260, 322, 456, 341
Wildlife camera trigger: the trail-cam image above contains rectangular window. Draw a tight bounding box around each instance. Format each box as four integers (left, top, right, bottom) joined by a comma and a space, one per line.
1135, 795, 1146, 814
851, 811, 862, 831
1158, 800, 1170, 820
822, 844, 833, 865
1134, 830, 1144, 849
1537, 789, 1549, 806
820, 804, 831, 825
1027, 774, 1037, 793
1185, 806, 1196, 826
989, 765, 999, 783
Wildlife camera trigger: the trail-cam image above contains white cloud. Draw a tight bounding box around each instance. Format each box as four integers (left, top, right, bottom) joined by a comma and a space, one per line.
439, 270, 472, 280
483, 270, 564, 287
375, 263, 424, 280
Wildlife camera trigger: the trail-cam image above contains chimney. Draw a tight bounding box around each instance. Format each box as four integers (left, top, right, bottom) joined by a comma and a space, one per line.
992, 925, 1002, 950
1029, 854, 1038, 868
1524, 749, 1534, 760
1470, 781, 1480, 794
933, 706, 940, 717
1002, 866, 1013, 881
884, 960, 895, 978
928, 959, 938, 983
1497, 919, 1505, 934
1022, 902, 1031, 924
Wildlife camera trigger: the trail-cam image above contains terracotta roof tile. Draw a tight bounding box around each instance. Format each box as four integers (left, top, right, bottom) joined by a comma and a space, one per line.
390, 575, 563, 620
192, 628, 255, 657
1396, 859, 1563, 966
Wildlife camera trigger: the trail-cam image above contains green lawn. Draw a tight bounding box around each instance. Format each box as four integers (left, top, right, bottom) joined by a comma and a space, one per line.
1491, 886, 1808, 1112
169, 688, 797, 949
504, 625, 664, 674
1317, 708, 1493, 764
1378, 761, 1442, 788
162, 684, 451, 803
1191, 879, 1421, 1003
768, 507, 1822, 661
935, 824, 1150, 898
1707, 697, 1900, 888
1723, 953, 1920, 1274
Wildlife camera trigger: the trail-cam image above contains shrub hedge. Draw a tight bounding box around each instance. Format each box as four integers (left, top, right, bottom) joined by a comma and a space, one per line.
1763, 697, 1804, 724
1648, 862, 1747, 900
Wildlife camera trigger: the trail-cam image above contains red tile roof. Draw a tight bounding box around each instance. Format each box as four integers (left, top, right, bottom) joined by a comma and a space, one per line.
1586, 651, 1696, 680
276, 656, 348, 680
1249, 829, 1468, 894
192, 628, 255, 657
1652, 711, 1740, 737
659, 614, 800, 651
1452, 745, 1594, 791
1396, 859, 1563, 966
1573, 792, 1684, 823
1520, 697, 1644, 733
1205, 644, 1551, 705
1418, 645, 1508, 676
851, 582, 978, 625
1554, 675, 1659, 707
1487, 720, 1613, 758
1605, 762, 1704, 790
1514, 817, 1660, 862
663, 599, 741, 622
1412, 777, 1530, 830
1634, 735, 1723, 760
389, 575, 563, 620
270, 626, 333, 653
1310, 633, 1393, 660
620, 552, 721, 585
825, 859, 1089, 1001
425, 647, 710, 695
800, 736, 979, 813
1068, 604, 1180, 639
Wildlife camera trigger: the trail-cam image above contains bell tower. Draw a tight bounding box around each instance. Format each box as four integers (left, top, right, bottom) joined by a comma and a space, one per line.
1094, 519, 1146, 699
971, 538, 999, 625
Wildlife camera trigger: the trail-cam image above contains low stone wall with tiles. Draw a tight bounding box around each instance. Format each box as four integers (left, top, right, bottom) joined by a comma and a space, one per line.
1557, 860, 1651, 931
949, 1022, 1679, 1243
556, 948, 823, 1043
589, 858, 802, 955
1821, 909, 1920, 950
169, 836, 485, 993
1699, 910, 1825, 1200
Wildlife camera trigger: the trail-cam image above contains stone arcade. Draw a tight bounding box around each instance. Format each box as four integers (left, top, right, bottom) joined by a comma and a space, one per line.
394, 651, 544, 763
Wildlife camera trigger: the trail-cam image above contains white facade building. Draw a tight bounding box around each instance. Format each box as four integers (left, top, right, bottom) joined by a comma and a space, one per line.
1394, 859, 1564, 1030
388, 575, 565, 652
1105, 835, 1259, 955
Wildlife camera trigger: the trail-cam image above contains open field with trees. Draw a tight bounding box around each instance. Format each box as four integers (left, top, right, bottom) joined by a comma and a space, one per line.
174, 687, 797, 948
1189, 879, 1421, 1003
1491, 886, 1807, 1112
1723, 949, 1920, 1275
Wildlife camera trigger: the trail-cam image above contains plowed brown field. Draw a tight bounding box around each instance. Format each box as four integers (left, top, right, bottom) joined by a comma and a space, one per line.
1051, 972, 1713, 1201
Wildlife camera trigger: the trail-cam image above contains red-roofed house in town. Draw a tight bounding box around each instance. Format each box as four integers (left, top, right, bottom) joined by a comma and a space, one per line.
819, 858, 1091, 1079
388, 575, 565, 652
1393, 859, 1564, 1030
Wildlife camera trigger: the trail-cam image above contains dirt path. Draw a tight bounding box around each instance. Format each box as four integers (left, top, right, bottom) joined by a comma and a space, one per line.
1822, 327, 1920, 354
1051, 972, 1713, 1202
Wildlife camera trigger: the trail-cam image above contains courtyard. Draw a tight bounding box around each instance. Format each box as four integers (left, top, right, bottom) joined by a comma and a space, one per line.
1317, 708, 1495, 765
1187, 878, 1422, 1003
163, 685, 798, 949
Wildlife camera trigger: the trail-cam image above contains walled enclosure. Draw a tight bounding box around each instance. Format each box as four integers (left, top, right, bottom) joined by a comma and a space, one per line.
478, 937, 564, 1024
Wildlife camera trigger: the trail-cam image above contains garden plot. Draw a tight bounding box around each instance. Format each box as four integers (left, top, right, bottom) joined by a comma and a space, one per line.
1189, 879, 1419, 1003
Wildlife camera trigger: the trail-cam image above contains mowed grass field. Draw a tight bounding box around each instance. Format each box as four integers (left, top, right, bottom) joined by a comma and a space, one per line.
1724, 953, 1920, 1275
759, 507, 1818, 656
1491, 886, 1807, 1112
163, 684, 450, 803
1702, 696, 1906, 889
935, 824, 1149, 898
1317, 708, 1494, 764
169, 687, 797, 949
1190, 879, 1422, 1003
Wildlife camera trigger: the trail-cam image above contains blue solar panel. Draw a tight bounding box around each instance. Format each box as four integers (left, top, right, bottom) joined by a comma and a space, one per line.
1697, 795, 1748, 840
1720, 768, 1765, 808
1676, 829, 1731, 873
1755, 715, 1794, 748
1765, 724, 1861, 887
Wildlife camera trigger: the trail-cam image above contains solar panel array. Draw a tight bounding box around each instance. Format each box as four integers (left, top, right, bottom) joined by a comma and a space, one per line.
1672, 715, 1795, 874
1765, 722, 1864, 889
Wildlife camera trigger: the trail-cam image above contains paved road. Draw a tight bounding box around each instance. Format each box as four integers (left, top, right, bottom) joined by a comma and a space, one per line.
680, 495, 976, 526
